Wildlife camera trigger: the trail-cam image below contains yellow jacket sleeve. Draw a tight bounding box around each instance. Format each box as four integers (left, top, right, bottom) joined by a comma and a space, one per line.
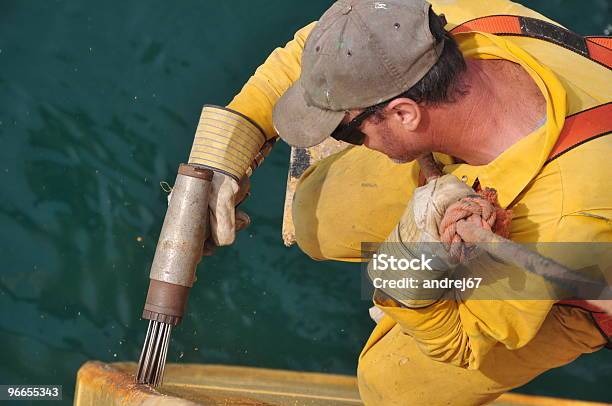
226, 22, 316, 140
187, 23, 315, 179
375, 211, 611, 370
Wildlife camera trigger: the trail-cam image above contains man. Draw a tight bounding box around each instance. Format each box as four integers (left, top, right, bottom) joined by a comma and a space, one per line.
186, 0, 611, 404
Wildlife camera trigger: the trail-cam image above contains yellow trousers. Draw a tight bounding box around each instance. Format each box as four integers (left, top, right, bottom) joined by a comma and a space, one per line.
292, 146, 606, 405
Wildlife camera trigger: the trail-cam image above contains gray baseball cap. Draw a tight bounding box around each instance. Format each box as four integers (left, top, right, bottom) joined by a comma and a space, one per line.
273, 0, 444, 148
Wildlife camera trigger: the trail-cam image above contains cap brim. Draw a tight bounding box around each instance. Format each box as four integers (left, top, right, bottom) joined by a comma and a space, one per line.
273, 80, 345, 148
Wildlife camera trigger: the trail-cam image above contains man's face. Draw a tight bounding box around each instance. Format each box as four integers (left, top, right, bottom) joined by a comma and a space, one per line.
342, 106, 426, 163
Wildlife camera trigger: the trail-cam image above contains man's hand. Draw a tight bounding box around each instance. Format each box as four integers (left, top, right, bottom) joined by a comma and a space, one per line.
209, 173, 240, 246
368, 175, 475, 307
410, 174, 476, 244
168, 172, 251, 254
208, 173, 252, 249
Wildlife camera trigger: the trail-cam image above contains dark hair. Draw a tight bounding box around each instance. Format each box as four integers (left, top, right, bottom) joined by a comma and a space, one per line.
403, 9, 467, 104
373, 8, 467, 116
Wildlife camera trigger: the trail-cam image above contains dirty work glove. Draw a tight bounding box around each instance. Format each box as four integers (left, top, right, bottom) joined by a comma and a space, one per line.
208, 173, 251, 246
209, 173, 240, 245
165, 173, 251, 249
368, 174, 476, 307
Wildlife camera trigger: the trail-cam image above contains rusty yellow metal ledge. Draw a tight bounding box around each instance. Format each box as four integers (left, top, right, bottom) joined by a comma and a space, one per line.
74, 361, 609, 406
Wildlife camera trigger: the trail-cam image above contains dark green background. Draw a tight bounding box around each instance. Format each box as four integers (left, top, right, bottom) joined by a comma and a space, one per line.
0, 0, 610, 404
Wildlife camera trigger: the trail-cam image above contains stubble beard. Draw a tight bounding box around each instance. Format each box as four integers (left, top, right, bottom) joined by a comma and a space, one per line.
390, 157, 412, 164
378, 118, 418, 164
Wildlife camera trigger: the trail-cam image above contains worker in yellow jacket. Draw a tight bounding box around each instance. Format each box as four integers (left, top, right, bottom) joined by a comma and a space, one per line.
186, 0, 611, 404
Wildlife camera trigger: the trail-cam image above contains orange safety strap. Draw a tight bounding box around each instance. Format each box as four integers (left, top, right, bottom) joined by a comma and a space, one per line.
450, 15, 612, 70
547, 102, 612, 163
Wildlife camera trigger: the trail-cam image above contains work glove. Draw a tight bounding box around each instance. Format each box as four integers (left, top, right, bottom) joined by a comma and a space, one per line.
207, 173, 253, 254
167, 173, 251, 254
208, 173, 248, 246
368, 174, 476, 307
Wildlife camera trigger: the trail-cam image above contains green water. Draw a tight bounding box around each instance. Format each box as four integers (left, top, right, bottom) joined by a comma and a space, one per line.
0, 1, 610, 404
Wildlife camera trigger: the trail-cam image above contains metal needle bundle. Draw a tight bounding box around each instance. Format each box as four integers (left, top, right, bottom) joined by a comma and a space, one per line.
136, 320, 172, 386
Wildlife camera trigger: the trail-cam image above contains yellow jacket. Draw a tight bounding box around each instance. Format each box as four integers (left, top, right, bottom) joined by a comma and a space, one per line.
226, 0, 612, 369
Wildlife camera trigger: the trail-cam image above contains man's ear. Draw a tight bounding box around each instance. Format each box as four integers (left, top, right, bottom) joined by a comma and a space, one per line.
386, 98, 421, 131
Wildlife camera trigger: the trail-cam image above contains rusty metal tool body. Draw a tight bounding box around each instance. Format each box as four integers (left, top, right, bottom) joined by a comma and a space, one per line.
136, 164, 214, 386
136, 134, 271, 387
416, 154, 612, 315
